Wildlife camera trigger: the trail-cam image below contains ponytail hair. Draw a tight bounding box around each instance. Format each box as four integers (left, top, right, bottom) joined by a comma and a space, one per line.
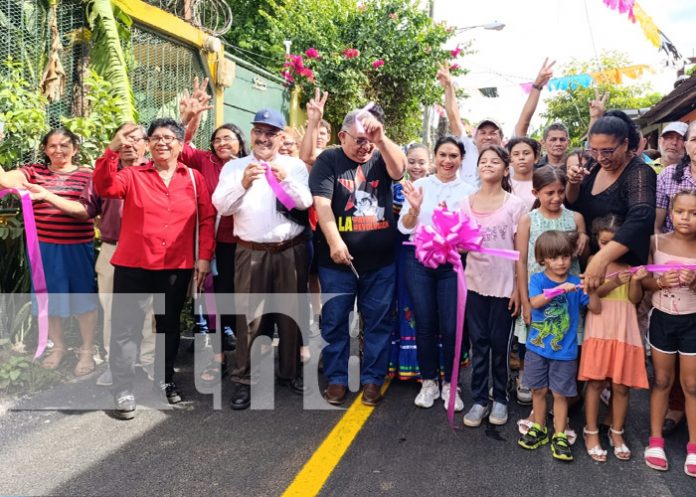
589, 109, 641, 152
477, 144, 512, 193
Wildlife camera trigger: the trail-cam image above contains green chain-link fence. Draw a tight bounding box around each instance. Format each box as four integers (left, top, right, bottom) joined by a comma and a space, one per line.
131, 25, 214, 149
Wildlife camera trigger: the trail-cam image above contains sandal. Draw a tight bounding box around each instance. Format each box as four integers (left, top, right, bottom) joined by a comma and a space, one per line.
41, 347, 67, 370
583, 427, 607, 463
685, 445, 696, 477
199, 359, 227, 386
644, 437, 668, 471
74, 347, 96, 377
608, 426, 631, 461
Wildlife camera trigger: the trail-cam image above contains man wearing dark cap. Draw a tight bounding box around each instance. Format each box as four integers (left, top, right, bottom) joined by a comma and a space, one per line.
213, 108, 313, 410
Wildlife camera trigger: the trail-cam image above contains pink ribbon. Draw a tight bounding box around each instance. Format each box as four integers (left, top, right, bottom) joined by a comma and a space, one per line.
409, 207, 519, 426
542, 285, 583, 299
354, 102, 375, 134
262, 162, 296, 210
0, 188, 49, 359
605, 263, 696, 279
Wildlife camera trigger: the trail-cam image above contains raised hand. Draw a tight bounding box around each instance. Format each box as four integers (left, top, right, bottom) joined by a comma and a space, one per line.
534, 57, 556, 87
108, 123, 141, 152
589, 89, 608, 120
402, 180, 424, 213
436, 61, 453, 88
360, 113, 384, 145
306, 87, 329, 123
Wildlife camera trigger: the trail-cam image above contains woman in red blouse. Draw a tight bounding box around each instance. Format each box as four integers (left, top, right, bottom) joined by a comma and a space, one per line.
0, 129, 99, 376
94, 118, 215, 419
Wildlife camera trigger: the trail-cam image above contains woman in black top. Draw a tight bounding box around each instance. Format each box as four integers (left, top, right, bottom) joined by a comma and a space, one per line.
566, 110, 656, 291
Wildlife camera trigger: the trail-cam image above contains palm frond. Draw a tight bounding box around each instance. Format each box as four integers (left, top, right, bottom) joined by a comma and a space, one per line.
83, 0, 137, 123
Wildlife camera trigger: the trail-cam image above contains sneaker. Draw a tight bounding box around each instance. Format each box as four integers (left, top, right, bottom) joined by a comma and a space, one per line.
96, 367, 113, 387
414, 379, 440, 408
113, 391, 135, 420
154, 381, 182, 404
518, 423, 549, 449
463, 403, 490, 427
441, 382, 464, 412
489, 401, 508, 425
515, 378, 532, 405
551, 432, 574, 461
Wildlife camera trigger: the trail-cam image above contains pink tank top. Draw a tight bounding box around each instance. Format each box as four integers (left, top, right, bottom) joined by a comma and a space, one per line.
651, 235, 696, 315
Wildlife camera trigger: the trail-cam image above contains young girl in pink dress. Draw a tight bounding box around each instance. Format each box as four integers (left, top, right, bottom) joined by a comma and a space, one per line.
579, 214, 649, 463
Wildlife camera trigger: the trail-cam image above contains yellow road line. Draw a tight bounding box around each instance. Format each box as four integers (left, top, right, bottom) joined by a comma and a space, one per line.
281, 382, 391, 497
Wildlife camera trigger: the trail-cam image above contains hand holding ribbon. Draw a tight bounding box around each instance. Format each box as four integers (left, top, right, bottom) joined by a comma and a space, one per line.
261, 161, 297, 210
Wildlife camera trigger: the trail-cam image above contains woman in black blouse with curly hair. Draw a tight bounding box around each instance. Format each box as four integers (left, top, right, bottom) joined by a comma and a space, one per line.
566, 110, 656, 291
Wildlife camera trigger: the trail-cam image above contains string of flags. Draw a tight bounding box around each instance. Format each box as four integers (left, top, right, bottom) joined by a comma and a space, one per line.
603, 0, 684, 65
469, 64, 653, 98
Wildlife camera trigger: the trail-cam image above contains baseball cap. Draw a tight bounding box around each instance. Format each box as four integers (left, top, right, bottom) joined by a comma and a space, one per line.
661, 122, 688, 137
251, 109, 286, 130
475, 118, 503, 133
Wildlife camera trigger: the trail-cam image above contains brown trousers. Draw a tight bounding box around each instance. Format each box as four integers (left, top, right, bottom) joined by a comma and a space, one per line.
232, 241, 308, 384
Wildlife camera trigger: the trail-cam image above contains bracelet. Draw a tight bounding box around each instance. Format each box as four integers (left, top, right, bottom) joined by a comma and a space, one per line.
532, 83, 543, 91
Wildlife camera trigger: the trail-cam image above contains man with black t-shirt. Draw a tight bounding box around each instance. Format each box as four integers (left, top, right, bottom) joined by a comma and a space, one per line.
309, 106, 406, 407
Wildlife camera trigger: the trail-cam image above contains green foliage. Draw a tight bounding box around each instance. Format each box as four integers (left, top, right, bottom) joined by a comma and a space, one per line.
83, 0, 137, 124
541, 51, 663, 147
61, 70, 124, 166
227, 0, 463, 143
0, 346, 57, 393
0, 59, 50, 168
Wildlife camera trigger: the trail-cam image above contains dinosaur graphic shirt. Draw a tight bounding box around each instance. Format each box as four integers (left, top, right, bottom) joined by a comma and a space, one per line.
310, 148, 398, 273
527, 272, 589, 360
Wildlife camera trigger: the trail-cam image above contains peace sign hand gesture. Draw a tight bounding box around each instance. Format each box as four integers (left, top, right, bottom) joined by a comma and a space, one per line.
589, 89, 609, 120
534, 57, 556, 87
307, 87, 329, 124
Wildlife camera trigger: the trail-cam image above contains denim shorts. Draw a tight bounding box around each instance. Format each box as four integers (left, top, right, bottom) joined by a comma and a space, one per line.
523, 349, 578, 397
648, 308, 696, 355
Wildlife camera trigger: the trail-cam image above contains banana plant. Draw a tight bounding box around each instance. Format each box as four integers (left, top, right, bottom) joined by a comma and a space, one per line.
83, 0, 138, 123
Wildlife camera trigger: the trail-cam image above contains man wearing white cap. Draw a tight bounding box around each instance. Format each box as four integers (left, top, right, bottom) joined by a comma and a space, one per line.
654, 121, 688, 175
437, 64, 502, 188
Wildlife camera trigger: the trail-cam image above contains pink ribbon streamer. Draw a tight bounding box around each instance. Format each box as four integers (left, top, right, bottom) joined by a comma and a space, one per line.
0, 188, 49, 359
409, 207, 519, 426
605, 263, 696, 279
262, 162, 296, 210
354, 102, 375, 134
542, 285, 582, 299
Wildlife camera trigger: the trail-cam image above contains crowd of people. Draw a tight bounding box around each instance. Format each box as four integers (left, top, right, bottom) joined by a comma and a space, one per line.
0, 60, 695, 477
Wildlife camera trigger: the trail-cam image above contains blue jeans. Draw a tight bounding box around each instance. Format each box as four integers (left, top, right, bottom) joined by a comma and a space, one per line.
404, 248, 458, 382
319, 263, 396, 386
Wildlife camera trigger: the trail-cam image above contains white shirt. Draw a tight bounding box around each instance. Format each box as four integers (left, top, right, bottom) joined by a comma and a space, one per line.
212, 153, 312, 243
458, 134, 480, 189
397, 174, 476, 236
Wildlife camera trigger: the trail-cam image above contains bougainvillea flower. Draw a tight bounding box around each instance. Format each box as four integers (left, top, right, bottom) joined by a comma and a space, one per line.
372, 59, 385, 69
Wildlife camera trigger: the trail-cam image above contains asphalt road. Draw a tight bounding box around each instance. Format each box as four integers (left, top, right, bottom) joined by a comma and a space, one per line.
1, 341, 695, 497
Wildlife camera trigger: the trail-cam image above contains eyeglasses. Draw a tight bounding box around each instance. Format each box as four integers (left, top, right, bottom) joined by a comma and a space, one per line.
124, 135, 145, 144
212, 136, 239, 145
251, 128, 280, 139
148, 135, 179, 144
588, 147, 618, 158
343, 130, 372, 147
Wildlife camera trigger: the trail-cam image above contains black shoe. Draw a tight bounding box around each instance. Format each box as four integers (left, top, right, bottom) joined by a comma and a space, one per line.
113, 390, 136, 420
154, 381, 182, 404
230, 383, 251, 410
278, 376, 306, 395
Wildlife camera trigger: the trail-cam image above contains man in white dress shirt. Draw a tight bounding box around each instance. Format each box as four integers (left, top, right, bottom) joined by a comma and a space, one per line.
213, 108, 313, 410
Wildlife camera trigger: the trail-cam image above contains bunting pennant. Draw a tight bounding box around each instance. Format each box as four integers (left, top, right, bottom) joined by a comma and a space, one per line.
478, 87, 499, 98
547, 74, 594, 91
518, 64, 653, 94
632, 3, 660, 48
